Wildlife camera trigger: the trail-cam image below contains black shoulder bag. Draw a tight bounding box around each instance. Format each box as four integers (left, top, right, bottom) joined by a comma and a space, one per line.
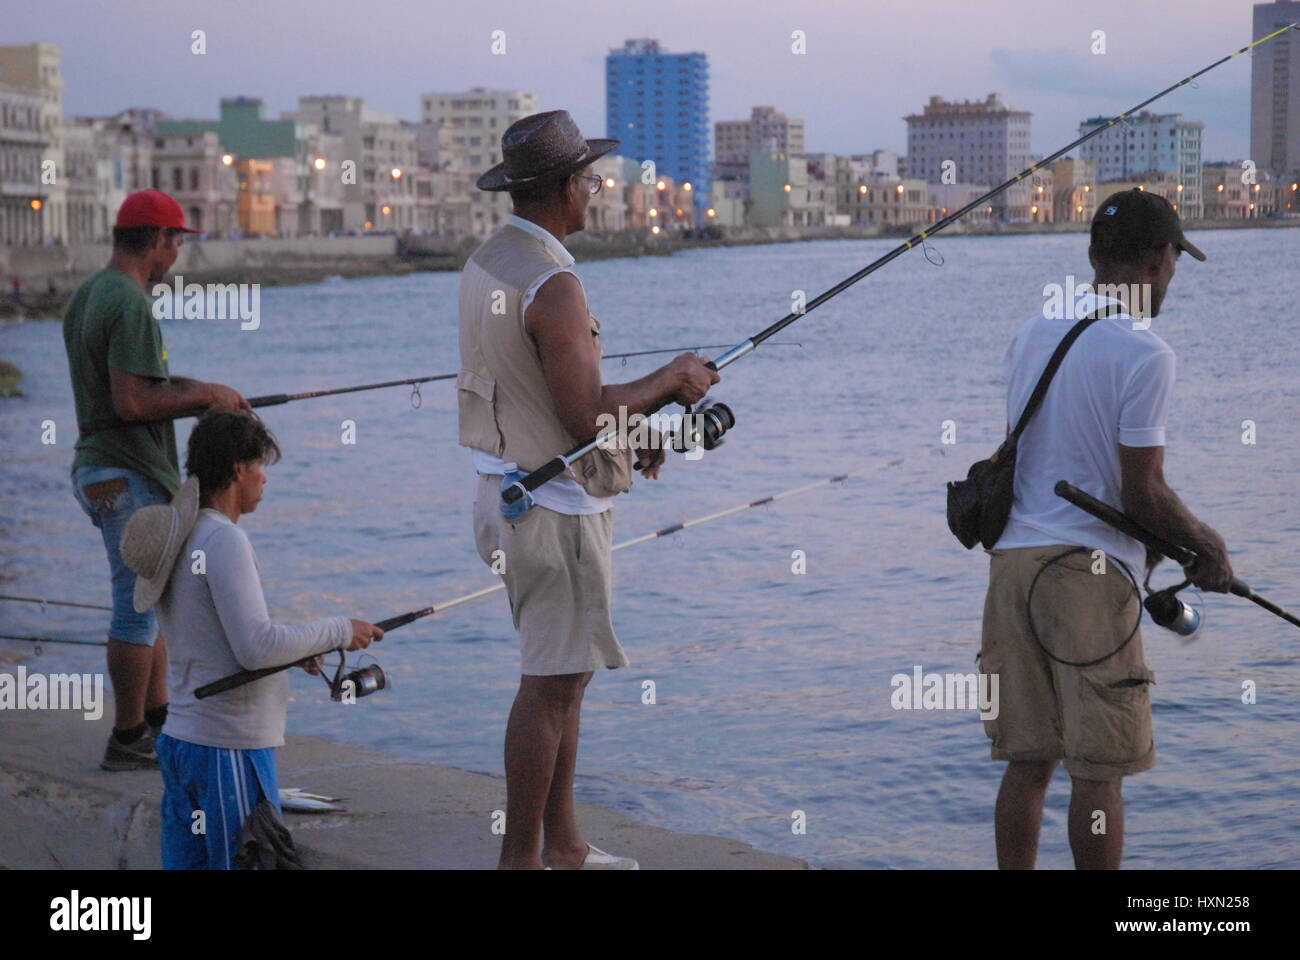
946, 306, 1113, 550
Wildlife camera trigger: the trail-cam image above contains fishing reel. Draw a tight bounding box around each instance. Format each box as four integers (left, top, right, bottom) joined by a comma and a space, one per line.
1143, 568, 1201, 638
319, 649, 388, 702
671, 398, 737, 454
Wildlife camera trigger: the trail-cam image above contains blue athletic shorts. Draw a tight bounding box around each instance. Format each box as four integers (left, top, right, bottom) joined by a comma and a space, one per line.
156, 732, 281, 870
71, 465, 171, 645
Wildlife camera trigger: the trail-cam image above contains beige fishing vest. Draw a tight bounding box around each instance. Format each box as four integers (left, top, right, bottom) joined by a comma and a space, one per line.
458, 222, 635, 496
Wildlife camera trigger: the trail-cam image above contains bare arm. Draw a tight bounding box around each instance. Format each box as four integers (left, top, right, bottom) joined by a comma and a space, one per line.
1118, 443, 1233, 591
525, 272, 718, 440
109, 368, 248, 422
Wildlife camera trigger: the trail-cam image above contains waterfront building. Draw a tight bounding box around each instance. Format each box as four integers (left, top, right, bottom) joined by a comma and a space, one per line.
1048, 156, 1097, 223
147, 130, 238, 236
605, 38, 710, 212
1077, 111, 1203, 218
296, 96, 417, 232
0, 43, 65, 242
905, 93, 1031, 220
1251, 0, 1300, 178
420, 88, 538, 236
0, 82, 47, 245
161, 97, 351, 235
714, 106, 805, 183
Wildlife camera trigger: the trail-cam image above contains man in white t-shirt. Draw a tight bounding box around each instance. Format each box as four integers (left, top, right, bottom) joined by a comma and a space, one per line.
979, 189, 1233, 869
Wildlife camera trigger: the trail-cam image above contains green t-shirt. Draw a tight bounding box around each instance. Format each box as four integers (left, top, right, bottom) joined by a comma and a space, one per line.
63, 268, 181, 495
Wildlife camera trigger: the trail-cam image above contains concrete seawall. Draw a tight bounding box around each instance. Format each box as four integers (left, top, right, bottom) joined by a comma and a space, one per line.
3, 217, 1294, 320
0, 705, 808, 870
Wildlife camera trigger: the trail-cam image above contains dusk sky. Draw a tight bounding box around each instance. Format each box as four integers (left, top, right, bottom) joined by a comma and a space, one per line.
5, 0, 1274, 164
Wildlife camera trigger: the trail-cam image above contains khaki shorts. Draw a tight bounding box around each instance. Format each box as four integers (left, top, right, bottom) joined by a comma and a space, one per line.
979, 544, 1156, 781
473, 473, 629, 676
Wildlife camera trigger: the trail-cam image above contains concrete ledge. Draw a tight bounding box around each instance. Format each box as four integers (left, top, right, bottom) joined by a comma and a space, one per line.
0, 708, 807, 870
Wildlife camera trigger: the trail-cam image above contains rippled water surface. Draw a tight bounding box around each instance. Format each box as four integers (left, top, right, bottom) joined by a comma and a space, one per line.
3, 228, 1298, 868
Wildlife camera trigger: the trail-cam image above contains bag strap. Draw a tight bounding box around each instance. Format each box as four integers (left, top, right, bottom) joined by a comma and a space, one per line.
1008, 304, 1119, 444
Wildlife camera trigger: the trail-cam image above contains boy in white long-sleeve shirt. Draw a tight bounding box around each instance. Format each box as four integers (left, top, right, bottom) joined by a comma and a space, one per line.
122, 409, 383, 869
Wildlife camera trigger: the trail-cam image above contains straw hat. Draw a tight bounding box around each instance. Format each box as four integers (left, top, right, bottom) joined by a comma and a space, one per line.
121, 476, 201, 612
476, 110, 619, 192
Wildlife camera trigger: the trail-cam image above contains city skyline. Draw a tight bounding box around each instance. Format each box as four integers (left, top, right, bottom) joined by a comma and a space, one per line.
3, 0, 1275, 165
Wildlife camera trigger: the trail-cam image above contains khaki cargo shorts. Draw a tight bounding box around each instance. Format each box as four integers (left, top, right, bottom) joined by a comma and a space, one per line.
473, 473, 629, 676
979, 544, 1156, 781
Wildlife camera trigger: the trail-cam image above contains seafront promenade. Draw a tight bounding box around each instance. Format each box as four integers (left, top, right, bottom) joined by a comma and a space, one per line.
0, 706, 808, 870
4, 217, 1295, 321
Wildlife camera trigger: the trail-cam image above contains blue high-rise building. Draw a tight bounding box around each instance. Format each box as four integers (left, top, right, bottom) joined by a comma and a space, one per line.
605, 38, 710, 209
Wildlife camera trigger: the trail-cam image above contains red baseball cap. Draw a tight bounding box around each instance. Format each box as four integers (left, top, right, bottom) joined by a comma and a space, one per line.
115, 190, 201, 232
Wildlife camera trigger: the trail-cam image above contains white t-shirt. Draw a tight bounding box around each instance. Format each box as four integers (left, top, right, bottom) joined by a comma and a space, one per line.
995, 294, 1176, 578
473, 214, 611, 516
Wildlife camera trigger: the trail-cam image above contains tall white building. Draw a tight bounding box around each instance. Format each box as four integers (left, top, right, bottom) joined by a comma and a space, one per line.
420, 88, 538, 234
905, 93, 1031, 220
1077, 111, 1203, 219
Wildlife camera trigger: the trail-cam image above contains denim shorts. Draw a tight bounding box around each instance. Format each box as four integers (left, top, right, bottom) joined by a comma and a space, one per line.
72, 464, 172, 645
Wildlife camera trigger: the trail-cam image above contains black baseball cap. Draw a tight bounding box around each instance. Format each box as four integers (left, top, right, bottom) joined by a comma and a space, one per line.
1090, 188, 1205, 261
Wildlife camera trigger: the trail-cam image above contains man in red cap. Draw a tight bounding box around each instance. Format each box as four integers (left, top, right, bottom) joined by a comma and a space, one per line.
63, 189, 248, 771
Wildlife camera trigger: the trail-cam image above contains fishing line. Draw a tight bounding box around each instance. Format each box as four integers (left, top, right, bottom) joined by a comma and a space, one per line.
1025, 547, 1142, 667
503, 21, 1300, 506
194, 467, 883, 698
0, 595, 112, 612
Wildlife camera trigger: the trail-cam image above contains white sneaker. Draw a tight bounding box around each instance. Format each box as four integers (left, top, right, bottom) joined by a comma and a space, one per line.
579, 843, 639, 870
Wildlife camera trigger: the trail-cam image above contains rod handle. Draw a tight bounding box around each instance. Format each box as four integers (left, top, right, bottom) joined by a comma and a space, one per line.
502, 456, 568, 504
195, 661, 298, 699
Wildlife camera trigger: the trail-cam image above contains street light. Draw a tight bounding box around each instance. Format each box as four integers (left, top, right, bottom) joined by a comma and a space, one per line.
896, 184, 904, 194
683, 182, 692, 192
651, 225, 660, 234
391, 168, 402, 179
649, 208, 658, 218
784, 184, 791, 193
604, 177, 615, 189
222, 154, 234, 166
656, 180, 666, 191
858, 184, 867, 194
381, 205, 391, 215
314, 157, 326, 171
706, 207, 715, 218
30, 199, 41, 211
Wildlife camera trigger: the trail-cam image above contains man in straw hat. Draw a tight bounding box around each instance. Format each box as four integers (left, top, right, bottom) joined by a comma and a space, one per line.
123, 409, 383, 869
459, 109, 719, 869
65, 189, 249, 771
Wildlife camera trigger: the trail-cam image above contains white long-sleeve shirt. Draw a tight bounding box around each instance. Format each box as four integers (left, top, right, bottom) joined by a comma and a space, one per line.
156, 508, 351, 749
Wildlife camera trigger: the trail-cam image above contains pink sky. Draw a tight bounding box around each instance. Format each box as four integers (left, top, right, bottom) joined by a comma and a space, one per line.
8, 0, 1278, 163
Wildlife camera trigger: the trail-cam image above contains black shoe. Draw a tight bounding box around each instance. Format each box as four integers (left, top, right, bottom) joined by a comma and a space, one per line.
100, 728, 159, 771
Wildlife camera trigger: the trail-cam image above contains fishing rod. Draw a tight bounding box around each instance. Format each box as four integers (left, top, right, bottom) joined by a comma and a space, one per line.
194, 469, 867, 698
1055, 481, 1300, 633
503, 22, 1300, 506
172, 343, 801, 419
